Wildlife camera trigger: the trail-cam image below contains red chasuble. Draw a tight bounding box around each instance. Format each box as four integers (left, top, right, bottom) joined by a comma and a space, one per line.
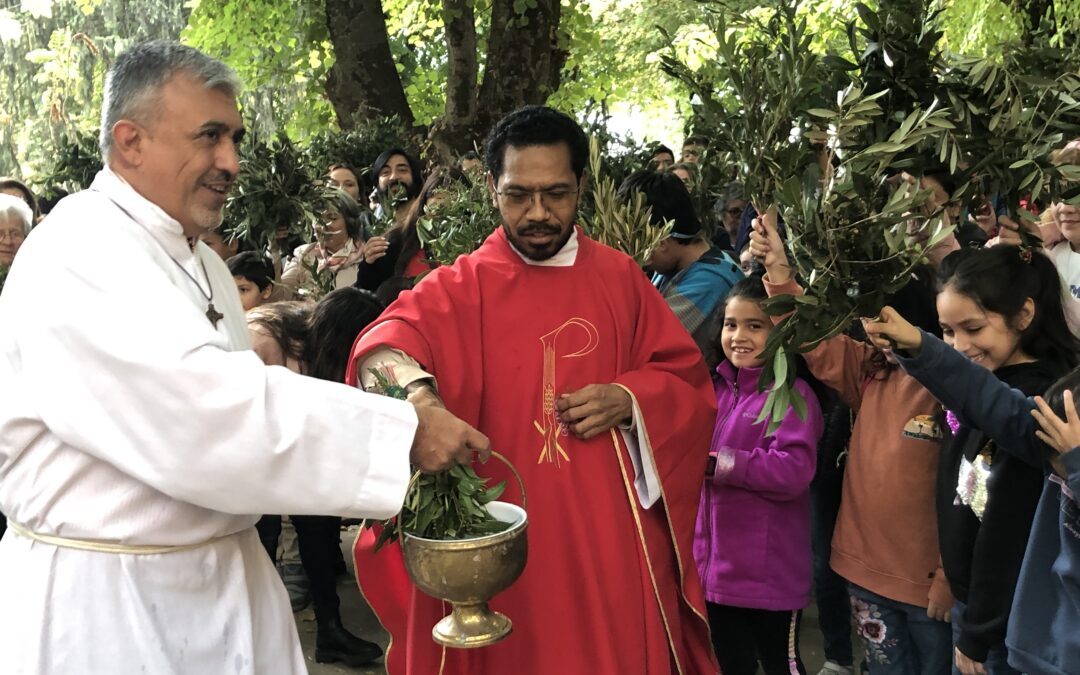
347, 227, 719, 675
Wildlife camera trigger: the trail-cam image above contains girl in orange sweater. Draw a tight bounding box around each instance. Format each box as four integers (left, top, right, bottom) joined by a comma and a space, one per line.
751, 214, 954, 675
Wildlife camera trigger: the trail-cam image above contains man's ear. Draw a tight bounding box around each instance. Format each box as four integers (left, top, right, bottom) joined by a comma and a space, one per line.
110, 120, 146, 167
578, 172, 589, 196
486, 172, 498, 209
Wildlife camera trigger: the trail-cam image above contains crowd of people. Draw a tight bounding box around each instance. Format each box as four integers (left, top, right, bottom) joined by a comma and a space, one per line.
1, 39, 1080, 675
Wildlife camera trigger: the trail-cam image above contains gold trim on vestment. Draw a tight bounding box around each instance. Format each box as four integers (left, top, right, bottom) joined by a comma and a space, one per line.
352, 525, 449, 675
7, 521, 237, 555
611, 429, 686, 675
352, 526, 396, 674
613, 385, 712, 629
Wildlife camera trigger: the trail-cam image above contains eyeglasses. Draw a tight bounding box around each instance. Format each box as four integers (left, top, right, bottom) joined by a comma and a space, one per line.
724, 208, 743, 217
0, 229, 26, 242
495, 188, 578, 211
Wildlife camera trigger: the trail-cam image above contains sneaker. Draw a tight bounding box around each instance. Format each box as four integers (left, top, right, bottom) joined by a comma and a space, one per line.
817, 661, 855, 675
279, 562, 311, 612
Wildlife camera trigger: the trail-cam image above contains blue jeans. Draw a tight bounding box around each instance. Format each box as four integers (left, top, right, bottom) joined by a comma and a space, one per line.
950, 600, 1020, 675
849, 584, 952, 675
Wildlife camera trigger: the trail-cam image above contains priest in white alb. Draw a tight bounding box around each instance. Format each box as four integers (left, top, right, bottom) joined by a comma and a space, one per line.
0, 41, 489, 674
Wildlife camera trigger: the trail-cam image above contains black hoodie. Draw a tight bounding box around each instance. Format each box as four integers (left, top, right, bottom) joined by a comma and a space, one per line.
937, 358, 1059, 662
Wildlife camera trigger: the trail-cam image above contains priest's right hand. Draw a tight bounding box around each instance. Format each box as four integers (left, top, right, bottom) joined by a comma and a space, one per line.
409, 406, 492, 473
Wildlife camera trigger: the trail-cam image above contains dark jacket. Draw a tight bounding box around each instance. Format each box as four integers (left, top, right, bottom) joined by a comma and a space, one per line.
897, 332, 1080, 675
354, 228, 404, 293
935, 359, 1057, 662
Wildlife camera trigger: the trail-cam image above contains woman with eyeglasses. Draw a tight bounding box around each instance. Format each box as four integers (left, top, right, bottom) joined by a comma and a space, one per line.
0, 193, 33, 271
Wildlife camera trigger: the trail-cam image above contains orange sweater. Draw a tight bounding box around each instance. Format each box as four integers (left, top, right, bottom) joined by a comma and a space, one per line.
765, 277, 952, 609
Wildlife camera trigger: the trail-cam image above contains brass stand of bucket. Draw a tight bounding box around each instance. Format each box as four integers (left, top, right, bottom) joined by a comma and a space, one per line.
400, 451, 528, 648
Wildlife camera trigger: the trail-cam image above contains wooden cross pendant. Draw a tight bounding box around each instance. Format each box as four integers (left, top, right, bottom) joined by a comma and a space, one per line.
206, 303, 224, 327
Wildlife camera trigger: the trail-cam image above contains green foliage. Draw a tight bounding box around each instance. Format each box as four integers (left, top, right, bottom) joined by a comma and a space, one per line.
937, 45, 1080, 221
416, 177, 500, 266
182, 0, 335, 140
366, 366, 508, 551
1, 0, 187, 179
377, 464, 510, 549
661, 0, 1080, 431
303, 115, 411, 183
938, 0, 1022, 55
661, 1, 825, 212
224, 133, 322, 255
383, 0, 452, 126
581, 136, 672, 265
37, 127, 102, 192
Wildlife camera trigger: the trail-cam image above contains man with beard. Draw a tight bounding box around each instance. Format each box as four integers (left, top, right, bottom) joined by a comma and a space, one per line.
0, 41, 487, 674
363, 147, 424, 270
347, 105, 720, 675
369, 147, 422, 226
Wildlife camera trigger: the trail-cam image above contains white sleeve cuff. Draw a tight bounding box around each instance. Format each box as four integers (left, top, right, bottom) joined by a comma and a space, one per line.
617, 392, 661, 509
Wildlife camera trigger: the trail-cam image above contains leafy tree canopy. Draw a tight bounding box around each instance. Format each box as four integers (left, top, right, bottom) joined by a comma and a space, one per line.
1, 0, 1077, 182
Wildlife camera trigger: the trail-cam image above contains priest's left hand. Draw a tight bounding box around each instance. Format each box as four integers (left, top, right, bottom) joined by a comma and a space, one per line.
556, 384, 633, 440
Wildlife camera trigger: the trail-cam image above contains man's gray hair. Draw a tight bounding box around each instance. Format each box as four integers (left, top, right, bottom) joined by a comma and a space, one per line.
99, 41, 241, 157
0, 194, 34, 235
720, 181, 745, 206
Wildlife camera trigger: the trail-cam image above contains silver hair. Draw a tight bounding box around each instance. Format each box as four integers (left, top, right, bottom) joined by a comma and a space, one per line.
99, 41, 241, 157
720, 181, 745, 205
0, 193, 33, 235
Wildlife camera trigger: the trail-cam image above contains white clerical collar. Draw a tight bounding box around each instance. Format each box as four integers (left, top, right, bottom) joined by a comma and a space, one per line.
508, 227, 579, 267
92, 167, 187, 241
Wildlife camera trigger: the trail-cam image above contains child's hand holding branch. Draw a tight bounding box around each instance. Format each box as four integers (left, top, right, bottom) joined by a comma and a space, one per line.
748, 205, 789, 283
861, 306, 924, 355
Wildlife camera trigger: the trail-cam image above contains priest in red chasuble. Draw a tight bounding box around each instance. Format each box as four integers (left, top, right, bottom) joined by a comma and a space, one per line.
347, 106, 720, 675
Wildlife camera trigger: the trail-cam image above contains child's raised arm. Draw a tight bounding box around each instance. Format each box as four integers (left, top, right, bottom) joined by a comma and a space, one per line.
752, 210, 874, 408
880, 326, 1045, 469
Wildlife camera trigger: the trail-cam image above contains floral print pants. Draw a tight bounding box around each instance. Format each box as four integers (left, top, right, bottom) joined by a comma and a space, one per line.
848, 584, 952, 675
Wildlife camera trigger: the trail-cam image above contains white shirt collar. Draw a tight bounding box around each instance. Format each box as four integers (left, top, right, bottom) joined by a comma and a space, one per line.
90, 166, 193, 261
507, 227, 579, 267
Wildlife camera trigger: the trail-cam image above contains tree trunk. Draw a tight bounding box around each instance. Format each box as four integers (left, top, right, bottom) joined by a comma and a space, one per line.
324, 0, 415, 130
429, 0, 567, 164
478, 0, 565, 130
429, 0, 480, 163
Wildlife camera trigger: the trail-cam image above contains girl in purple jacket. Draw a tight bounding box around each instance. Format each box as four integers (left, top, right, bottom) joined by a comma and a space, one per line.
693, 275, 825, 675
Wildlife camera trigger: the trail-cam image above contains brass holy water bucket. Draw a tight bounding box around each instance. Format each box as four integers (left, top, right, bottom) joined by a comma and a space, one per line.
400, 452, 528, 648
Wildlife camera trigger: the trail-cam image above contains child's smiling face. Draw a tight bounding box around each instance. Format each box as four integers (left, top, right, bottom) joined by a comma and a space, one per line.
721, 296, 772, 368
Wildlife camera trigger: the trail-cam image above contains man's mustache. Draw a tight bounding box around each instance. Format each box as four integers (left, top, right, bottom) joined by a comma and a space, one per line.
519, 224, 560, 236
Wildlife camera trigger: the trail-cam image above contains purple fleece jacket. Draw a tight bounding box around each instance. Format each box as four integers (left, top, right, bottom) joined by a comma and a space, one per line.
693, 361, 824, 610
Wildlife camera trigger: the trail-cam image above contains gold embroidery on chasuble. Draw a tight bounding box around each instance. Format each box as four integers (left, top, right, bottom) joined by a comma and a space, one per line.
534, 318, 600, 466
